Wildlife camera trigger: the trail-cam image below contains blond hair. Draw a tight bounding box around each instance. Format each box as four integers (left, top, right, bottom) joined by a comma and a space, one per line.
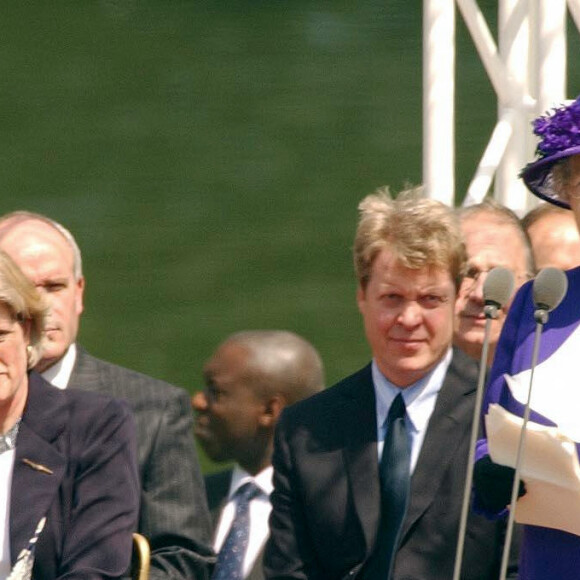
0, 251, 47, 368
353, 186, 465, 289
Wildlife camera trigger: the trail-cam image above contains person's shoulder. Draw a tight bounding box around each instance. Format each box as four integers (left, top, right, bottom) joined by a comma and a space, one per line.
567, 264, 580, 278
63, 379, 132, 420
75, 347, 189, 404
528, 266, 580, 327
514, 265, 580, 308
564, 266, 580, 299
30, 377, 134, 440
281, 364, 372, 423
448, 347, 479, 382
31, 370, 127, 413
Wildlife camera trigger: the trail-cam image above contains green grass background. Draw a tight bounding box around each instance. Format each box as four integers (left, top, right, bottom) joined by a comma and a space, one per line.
2, 1, 579, 471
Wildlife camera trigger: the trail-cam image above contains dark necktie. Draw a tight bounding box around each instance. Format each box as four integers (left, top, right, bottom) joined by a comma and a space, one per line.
212, 481, 261, 580
365, 393, 411, 579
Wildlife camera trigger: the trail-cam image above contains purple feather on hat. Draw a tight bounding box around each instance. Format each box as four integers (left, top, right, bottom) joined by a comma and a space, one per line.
521, 95, 580, 209
534, 98, 580, 157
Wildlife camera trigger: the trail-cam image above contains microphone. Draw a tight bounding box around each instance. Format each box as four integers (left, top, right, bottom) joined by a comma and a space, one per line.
453, 267, 515, 580
483, 267, 515, 319
532, 266, 568, 324
498, 267, 568, 580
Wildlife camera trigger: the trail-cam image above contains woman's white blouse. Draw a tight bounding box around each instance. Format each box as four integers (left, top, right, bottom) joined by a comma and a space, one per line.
0, 449, 16, 580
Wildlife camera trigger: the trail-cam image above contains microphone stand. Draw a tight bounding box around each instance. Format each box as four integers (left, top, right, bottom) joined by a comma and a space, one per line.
498, 307, 547, 580
452, 303, 498, 580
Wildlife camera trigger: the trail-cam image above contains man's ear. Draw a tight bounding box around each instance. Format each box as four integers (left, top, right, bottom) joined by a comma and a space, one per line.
258, 394, 286, 428
75, 276, 86, 316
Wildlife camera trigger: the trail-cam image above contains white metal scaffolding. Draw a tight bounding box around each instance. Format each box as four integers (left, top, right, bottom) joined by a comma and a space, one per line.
423, 0, 580, 212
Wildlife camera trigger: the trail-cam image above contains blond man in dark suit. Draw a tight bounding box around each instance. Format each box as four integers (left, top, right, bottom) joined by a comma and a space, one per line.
264, 188, 504, 580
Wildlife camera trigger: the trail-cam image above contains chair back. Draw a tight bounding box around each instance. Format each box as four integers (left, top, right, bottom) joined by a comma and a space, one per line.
131, 533, 151, 580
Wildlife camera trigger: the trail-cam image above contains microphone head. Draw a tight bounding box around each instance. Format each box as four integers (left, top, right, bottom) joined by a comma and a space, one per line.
483, 267, 515, 313
533, 267, 568, 313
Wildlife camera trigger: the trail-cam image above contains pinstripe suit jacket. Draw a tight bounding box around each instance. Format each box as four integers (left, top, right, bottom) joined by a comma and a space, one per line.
67, 346, 215, 580
205, 469, 266, 580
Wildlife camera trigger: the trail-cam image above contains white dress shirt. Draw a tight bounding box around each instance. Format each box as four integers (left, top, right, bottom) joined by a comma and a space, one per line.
372, 348, 452, 473
213, 465, 273, 578
41, 343, 77, 390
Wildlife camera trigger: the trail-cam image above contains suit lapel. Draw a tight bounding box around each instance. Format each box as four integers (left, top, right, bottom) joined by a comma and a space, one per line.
10, 374, 67, 563
400, 349, 477, 541
340, 365, 381, 555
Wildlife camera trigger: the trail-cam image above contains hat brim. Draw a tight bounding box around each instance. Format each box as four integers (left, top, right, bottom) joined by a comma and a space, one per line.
521, 145, 580, 209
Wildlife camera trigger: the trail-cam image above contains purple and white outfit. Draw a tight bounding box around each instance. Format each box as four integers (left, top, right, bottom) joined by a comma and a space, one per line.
475, 266, 580, 579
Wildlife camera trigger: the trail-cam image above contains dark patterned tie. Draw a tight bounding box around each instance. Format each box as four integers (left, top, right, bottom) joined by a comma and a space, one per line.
212, 482, 261, 580
365, 393, 411, 579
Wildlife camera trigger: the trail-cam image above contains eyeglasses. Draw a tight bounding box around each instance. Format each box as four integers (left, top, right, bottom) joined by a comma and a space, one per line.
461, 266, 530, 293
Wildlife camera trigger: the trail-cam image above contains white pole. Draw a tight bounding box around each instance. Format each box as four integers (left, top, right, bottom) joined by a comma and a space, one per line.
455, 0, 513, 104
423, 0, 576, 211
518, 0, 568, 214
423, 0, 455, 205
569, 0, 580, 33
494, 0, 531, 214
534, 0, 566, 112
462, 111, 514, 207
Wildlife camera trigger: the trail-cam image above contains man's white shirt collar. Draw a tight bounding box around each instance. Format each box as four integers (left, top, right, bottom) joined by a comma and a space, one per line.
214, 464, 274, 577
41, 343, 77, 390
228, 464, 273, 500
372, 347, 452, 471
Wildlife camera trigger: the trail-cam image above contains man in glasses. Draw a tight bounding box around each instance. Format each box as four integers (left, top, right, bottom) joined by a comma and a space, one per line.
454, 200, 533, 367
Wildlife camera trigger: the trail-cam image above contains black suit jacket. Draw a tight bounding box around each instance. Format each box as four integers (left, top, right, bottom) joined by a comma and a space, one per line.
67, 346, 214, 580
12, 372, 140, 579
205, 469, 266, 580
264, 349, 503, 580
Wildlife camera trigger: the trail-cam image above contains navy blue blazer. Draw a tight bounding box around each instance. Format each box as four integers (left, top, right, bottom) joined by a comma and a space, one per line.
11, 372, 140, 579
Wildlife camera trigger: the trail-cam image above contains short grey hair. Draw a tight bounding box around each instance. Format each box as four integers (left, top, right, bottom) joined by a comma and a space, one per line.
223, 330, 325, 404
458, 198, 535, 277
0, 211, 83, 280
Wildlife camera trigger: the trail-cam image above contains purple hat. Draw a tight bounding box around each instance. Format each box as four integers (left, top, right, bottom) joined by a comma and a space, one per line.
521, 95, 580, 209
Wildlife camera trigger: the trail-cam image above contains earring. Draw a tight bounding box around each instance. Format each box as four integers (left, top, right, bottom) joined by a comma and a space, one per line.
26, 345, 33, 366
